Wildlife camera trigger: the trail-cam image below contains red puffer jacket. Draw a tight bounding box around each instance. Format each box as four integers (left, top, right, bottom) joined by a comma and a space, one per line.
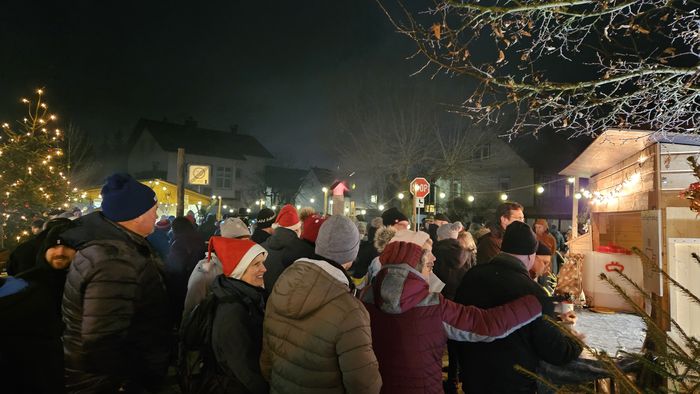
361, 240, 542, 394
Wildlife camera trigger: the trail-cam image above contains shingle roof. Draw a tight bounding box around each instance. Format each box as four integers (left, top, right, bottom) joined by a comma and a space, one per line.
264, 165, 309, 191
310, 166, 336, 187
128, 118, 274, 160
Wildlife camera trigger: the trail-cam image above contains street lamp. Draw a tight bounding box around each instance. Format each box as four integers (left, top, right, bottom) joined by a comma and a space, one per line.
322, 187, 328, 215
378, 204, 385, 211
397, 193, 405, 200
500, 193, 508, 201
310, 198, 315, 203
467, 195, 475, 203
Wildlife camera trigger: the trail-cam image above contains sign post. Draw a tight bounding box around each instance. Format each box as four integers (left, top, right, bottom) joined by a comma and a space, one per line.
410, 177, 430, 231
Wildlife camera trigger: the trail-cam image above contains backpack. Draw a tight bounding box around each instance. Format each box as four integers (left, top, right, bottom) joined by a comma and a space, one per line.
178, 291, 237, 393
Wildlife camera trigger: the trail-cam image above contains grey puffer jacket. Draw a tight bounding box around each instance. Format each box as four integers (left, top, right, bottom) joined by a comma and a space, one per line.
61, 212, 171, 393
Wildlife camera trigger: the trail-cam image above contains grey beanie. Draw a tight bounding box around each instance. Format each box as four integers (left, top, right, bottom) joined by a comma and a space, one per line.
315, 215, 360, 264
437, 222, 463, 241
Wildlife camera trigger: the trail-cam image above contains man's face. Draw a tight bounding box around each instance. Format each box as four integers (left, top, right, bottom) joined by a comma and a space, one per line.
45, 245, 77, 270
532, 255, 551, 276
500, 208, 525, 229
31, 226, 42, 235
132, 205, 159, 237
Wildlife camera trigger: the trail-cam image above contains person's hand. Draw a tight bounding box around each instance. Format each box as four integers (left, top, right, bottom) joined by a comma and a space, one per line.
560, 311, 577, 325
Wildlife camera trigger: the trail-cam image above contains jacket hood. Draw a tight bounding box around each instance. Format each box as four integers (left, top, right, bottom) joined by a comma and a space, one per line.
370, 264, 431, 314
264, 227, 298, 251
267, 259, 349, 320
211, 274, 265, 305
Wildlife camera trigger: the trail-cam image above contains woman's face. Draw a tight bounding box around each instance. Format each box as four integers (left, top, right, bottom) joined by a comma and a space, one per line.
240, 253, 267, 288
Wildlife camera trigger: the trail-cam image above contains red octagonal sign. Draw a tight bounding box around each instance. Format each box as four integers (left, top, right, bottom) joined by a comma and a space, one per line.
410, 177, 430, 198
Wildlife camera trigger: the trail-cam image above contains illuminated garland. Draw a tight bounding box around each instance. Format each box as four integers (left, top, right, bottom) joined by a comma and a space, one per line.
0, 89, 83, 247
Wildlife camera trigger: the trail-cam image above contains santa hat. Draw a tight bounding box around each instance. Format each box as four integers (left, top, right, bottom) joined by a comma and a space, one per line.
208, 236, 267, 279
301, 214, 326, 244
380, 229, 430, 268
272, 204, 301, 231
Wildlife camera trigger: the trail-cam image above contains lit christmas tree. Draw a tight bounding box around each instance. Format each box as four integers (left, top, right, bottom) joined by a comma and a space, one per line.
1, 89, 77, 249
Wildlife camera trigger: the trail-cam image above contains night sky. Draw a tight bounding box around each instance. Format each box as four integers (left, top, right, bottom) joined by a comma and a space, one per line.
0, 1, 586, 170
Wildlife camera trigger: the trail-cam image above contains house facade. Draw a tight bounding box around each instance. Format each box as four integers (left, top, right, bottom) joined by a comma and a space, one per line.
126, 118, 274, 211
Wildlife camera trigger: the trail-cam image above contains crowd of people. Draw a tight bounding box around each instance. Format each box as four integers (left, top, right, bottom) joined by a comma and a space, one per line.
0, 172, 583, 394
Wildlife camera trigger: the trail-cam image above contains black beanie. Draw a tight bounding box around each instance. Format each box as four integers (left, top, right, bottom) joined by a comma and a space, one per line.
501, 221, 538, 255
256, 208, 276, 229
100, 173, 157, 222
434, 213, 449, 222
536, 243, 552, 256
381, 207, 408, 227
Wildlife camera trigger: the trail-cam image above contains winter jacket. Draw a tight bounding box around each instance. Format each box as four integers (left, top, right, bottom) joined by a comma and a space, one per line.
5, 233, 45, 275
182, 252, 223, 319
432, 238, 468, 301
1, 274, 66, 394
201, 275, 268, 394
251, 227, 272, 245
455, 252, 583, 393
260, 227, 314, 290
61, 212, 171, 393
476, 227, 502, 264
261, 258, 382, 394
166, 231, 207, 325
146, 228, 171, 261
361, 262, 542, 394
351, 239, 379, 279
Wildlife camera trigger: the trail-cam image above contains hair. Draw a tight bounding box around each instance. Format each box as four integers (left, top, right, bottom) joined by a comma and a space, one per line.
457, 230, 477, 253
491, 201, 524, 236
172, 216, 196, 234
31, 219, 45, 228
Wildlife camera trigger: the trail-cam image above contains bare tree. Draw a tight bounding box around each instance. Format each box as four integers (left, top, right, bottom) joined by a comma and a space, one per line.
377, 0, 699, 139
334, 79, 490, 214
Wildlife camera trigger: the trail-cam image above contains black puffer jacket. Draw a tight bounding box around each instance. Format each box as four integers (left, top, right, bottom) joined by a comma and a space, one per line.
260, 227, 313, 290
201, 275, 268, 394
61, 212, 171, 393
455, 253, 582, 393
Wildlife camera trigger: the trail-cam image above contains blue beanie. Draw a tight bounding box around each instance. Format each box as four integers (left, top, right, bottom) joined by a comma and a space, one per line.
100, 173, 157, 222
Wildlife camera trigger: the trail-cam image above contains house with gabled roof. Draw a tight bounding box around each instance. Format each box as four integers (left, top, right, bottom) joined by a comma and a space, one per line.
126, 118, 274, 209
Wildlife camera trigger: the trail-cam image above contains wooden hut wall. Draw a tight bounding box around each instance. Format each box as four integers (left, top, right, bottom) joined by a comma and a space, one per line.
589, 145, 657, 213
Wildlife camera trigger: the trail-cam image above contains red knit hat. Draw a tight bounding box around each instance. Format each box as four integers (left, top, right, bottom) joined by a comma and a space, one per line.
379, 230, 430, 268
272, 204, 301, 231
301, 214, 326, 243
208, 236, 267, 279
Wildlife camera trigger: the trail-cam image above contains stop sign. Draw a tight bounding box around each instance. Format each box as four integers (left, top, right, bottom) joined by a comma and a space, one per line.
410, 177, 430, 198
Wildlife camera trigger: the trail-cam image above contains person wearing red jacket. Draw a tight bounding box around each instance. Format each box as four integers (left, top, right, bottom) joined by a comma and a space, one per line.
360, 229, 543, 394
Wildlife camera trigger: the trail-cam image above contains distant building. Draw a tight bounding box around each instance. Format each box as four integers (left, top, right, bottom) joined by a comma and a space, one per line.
295, 167, 339, 214
433, 133, 535, 213
126, 118, 274, 210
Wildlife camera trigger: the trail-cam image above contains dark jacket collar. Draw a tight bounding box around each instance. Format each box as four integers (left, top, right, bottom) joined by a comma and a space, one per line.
491, 252, 529, 275
310, 253, 355, 292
